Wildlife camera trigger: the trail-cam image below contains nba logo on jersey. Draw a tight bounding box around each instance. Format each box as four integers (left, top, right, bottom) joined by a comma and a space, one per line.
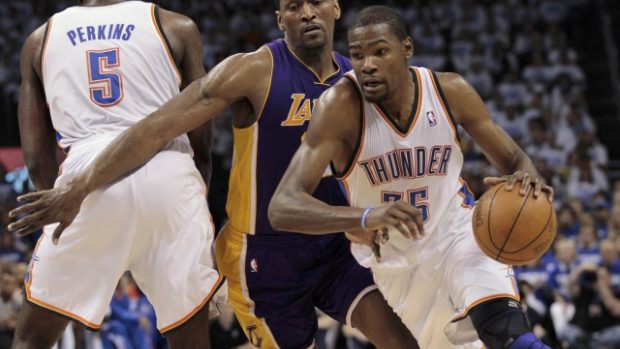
426, 110, 437, 127
250, 258, 258, 273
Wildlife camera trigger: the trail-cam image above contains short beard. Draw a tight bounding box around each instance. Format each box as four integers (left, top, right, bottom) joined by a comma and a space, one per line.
363, 91, 387, 104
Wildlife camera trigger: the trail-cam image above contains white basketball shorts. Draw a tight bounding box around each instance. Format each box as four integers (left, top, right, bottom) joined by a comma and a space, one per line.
25, 138, 222, 332
372, 205, 520, 348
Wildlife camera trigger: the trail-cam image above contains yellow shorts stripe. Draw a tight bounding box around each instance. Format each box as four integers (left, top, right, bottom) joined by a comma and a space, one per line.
215, 224, 279, 348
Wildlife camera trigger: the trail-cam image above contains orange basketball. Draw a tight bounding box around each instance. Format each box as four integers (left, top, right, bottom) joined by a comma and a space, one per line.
472, 181, 557, 266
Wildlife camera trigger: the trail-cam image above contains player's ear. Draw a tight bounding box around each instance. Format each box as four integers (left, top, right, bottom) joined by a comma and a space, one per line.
403, 37, 414, 59
334, 0, 341, 20
276, 11, 284, 31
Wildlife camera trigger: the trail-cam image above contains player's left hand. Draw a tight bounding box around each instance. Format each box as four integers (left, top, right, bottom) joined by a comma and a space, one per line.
7, 180, 89, 244
484, 170, 553, 202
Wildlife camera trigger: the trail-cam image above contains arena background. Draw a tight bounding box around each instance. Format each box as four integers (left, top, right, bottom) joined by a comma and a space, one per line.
1, 0, 620, 348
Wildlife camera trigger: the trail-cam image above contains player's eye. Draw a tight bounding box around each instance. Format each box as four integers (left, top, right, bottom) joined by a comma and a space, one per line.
351, 53, 363, 60
377, 48, 388, 56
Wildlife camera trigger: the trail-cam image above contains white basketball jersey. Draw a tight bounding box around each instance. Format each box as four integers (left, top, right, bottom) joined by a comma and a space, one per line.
42, 1, 182, 150
340, 67, 476, 271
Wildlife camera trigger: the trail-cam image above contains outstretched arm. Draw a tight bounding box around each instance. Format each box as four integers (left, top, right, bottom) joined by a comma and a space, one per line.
8, 48, 271, 239
438, 72, 553, 200
269, 79, 422, 238
18, 24, 58, 190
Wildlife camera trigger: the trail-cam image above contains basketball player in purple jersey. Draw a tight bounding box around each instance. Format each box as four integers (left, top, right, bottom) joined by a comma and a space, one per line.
9, 1, 418, 348
12, 0, 220, 348
269, 6, 555, 349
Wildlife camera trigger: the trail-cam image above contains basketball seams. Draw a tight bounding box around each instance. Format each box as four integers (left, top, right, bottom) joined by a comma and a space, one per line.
502, 200, 553, 254
496, 186, 533, 261
472, 184, 504, 259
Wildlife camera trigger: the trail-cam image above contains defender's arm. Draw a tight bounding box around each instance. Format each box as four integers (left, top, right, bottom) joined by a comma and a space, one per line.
9, 49, 271, 238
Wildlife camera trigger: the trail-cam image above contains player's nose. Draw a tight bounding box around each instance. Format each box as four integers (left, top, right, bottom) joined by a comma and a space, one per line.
300, 2, 317, 21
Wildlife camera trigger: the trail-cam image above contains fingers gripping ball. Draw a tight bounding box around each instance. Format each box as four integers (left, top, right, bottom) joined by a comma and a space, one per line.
472, 182, 557, 265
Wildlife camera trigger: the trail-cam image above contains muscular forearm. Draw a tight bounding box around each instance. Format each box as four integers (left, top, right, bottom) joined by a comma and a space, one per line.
75, 82, 220, 195
269, 189, 364, 234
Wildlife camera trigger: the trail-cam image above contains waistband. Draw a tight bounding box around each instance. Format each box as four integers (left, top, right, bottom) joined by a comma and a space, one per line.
220, 223, 345, 248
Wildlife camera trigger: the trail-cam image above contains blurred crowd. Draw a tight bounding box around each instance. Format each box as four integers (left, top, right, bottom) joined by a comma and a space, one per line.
1, 0, 618, 348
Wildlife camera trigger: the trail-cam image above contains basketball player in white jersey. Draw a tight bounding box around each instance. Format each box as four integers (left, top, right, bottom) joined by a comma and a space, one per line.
11, 0, 220, 347
269, 6, 554, 349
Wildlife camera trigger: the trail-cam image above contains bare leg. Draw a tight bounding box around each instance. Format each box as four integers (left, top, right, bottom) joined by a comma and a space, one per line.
165, 302, 211, 349
12, 300, 69, 349
351, 290, 419, 349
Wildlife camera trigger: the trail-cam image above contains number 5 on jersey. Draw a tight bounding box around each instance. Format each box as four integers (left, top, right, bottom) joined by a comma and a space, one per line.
87, 48, 124, 107
382, 187, 430, 222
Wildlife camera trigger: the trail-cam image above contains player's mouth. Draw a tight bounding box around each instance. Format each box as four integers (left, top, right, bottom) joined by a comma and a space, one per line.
362, 78, 383, 92
302, 23, 322, 36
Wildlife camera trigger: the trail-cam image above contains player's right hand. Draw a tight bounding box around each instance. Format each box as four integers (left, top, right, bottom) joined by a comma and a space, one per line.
364, 201, 425, 240
7, 179, 89, 244
346, 227, 389, 261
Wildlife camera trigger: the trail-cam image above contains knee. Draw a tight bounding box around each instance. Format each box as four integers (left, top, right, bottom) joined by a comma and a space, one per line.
469, 298, 549, 349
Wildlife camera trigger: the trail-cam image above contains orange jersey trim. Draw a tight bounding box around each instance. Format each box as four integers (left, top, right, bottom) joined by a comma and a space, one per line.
40, 17, 54, 86
429, 70, 460, 147
150, 4, 181, 85
160, 274, 225, 333
451, 293, 521, 322
25, 238, 102, 330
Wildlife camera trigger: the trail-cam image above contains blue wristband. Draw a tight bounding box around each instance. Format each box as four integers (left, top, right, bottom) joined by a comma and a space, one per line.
361, 207, 374, 230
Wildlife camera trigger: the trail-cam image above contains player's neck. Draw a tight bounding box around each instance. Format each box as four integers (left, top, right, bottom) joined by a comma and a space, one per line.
381, 70, 416, 123
81, 0, 124, 7
286, 39, 337, 81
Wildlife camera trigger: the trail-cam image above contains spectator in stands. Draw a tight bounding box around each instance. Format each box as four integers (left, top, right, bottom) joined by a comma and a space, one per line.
0, 232, 23, 264
600, 240, 620, 288
548, 238, 579, 299
558, 205, 580, 238
0, 271, 20, 348
498, 71, 528, 107
101, 276, 152, 349
575, 220, 601, 265
608, 205, 620, 240
555, 263, 620, 349
522, 54, 553, 86
567, 149, 610, 202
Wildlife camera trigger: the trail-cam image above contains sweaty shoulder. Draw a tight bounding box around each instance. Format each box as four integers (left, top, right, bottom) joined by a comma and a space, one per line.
157, 8, 197, 36
307, 76, 361, 144
319, 75, 361, 117
201, 45, 273, 105
435, 71, 480, 124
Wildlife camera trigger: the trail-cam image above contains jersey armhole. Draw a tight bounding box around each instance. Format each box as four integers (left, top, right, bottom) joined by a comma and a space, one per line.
40, 17, 54, 85
255, 45, 274, 123
151, 4, 182, 84
331, 75, 365, 179
430, 70, 460, 143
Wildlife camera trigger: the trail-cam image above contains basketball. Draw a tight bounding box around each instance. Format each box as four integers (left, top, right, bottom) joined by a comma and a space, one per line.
472, 182, 557, 266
